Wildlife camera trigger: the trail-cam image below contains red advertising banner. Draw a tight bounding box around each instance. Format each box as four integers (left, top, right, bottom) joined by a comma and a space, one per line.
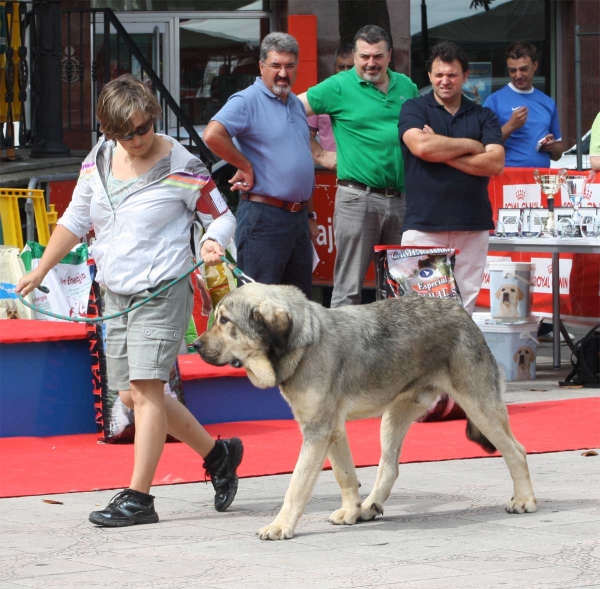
311, 168, 600, 322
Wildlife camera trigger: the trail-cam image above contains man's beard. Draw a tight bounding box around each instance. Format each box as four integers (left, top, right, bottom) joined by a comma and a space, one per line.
362, 67, 383, 83
271, 82, 290, 96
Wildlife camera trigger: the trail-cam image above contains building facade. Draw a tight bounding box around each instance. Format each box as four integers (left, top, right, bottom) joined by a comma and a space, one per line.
37, 0, 600, 154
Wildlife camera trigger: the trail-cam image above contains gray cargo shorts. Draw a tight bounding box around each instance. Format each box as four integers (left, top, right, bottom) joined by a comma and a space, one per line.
104, 277, 193, 391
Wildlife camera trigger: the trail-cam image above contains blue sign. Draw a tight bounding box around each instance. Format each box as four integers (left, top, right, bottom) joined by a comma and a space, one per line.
0, 282, 19, 299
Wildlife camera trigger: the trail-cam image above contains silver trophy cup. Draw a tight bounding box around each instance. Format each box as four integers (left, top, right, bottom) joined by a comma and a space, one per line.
565, 171, 596, 236
533, 169, 568, 236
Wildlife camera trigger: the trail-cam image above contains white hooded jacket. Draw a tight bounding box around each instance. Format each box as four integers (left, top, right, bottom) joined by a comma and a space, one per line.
58, 135, 235, 295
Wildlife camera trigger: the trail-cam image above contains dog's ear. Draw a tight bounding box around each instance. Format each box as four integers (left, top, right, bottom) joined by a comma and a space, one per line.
495, 288, 502, 299
514, 349, 519, 362
529, 347, 536, 361
251, 304, 293, 349
517, 287, 524, 301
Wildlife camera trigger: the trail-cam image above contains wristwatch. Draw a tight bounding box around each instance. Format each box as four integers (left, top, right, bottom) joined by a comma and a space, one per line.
307, 212, 317, 221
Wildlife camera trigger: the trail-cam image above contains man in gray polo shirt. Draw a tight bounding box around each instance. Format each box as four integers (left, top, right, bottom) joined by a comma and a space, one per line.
203, 32, 316, 299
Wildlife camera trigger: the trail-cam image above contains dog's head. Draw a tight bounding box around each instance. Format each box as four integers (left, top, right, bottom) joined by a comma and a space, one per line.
495, 283, 524, 306
193, 283, 310, 389
514, 345, 535, 367
5, 302, 20, 319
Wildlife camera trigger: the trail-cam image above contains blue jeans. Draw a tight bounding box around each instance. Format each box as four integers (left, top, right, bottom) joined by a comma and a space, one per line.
235, 199, 313, 299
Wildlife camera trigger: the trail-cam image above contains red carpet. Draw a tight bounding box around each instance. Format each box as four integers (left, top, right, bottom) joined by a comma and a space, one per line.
1, 398, 598, 498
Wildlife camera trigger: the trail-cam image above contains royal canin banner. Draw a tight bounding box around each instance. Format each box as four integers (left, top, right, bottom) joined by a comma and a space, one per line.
312, 168, 599, 322
478, 167, 599, 323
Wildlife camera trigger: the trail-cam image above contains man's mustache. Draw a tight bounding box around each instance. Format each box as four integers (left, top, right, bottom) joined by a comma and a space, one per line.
275, 75, 290, 83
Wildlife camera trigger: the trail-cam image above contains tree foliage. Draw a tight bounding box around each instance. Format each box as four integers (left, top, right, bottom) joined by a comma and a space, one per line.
469, 0, 495, 11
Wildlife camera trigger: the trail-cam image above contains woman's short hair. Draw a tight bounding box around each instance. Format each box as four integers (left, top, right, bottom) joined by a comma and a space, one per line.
97, 74, 162, 137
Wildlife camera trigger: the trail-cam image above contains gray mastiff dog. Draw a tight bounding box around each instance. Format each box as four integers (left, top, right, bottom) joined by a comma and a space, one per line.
195, 283, 537, 540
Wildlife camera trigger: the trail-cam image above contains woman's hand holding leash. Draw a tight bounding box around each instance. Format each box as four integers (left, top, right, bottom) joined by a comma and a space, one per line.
201, 238, 226, 266
16, 269, 48, 297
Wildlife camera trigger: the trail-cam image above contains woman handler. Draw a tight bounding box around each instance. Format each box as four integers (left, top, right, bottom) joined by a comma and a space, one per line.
17, 74, 243, 527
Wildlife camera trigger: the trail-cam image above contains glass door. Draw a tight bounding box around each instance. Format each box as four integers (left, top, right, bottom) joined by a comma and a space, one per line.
178, 16, 268, 130
94, 15, 174, 132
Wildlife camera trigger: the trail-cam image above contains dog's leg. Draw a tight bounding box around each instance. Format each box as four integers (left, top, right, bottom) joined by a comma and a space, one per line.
257, 430, 331, 540
327, 426, 362, 525
360, 398, 430, 521
453, 390, 537, 514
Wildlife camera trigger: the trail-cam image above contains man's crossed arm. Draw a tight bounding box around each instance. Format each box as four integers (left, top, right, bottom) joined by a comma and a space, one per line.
402, 126, 505, 177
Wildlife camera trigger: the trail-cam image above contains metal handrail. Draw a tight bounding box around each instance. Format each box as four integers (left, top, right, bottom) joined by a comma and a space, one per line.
72, 7, 217, 169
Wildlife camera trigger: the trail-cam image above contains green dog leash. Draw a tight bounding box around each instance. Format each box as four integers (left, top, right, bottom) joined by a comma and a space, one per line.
17, 256, 253, 324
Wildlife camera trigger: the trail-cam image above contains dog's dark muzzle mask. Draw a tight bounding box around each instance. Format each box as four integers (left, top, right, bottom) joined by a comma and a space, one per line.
192, 339, 242, 368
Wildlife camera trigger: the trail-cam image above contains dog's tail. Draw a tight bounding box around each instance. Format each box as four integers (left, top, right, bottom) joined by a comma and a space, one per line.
465, 420, 497, 454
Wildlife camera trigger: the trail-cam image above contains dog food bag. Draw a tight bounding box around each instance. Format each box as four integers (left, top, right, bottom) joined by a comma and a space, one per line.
20, 241, 92, 321
375, 246, 462, 304
198, 262, 237, 328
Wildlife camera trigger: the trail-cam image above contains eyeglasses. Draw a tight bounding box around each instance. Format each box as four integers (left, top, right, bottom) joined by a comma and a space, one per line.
261, 61, 297, 72
114, 118, 154, 141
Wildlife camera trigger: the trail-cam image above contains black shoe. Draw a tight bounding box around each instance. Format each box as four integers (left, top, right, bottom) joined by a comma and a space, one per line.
203, 438, 244, 512
88, 489, 159, 527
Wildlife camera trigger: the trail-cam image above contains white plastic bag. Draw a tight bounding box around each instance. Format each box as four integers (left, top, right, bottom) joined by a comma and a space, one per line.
0, 246, 34, 319
20, 241, 92, 321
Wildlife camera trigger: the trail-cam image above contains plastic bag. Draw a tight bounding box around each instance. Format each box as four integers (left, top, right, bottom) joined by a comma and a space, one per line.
197, 261, 237, 328
375, 246, 462, 303
102, 363, 186, 443
20, 241, 92, 321
0, 246, 34, 319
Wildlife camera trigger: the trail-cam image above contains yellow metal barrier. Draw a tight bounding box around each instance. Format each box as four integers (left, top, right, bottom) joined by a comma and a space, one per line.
0, 188, 56, 249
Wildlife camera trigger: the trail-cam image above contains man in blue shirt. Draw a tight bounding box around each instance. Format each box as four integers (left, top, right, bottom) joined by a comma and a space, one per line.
203, 33, 316, 299
484, 41, 563, 168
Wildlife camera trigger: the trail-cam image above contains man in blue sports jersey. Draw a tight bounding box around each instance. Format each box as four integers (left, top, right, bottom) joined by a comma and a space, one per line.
484, 41, 563, 167
485, 41, 563, 340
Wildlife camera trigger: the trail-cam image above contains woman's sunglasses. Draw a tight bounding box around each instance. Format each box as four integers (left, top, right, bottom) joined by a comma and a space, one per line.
114, 118, 154, 141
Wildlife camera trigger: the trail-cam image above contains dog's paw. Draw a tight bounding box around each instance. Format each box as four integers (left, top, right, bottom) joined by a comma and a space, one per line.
257, 522, 294, 540
505, 496, 537, 514
329, 506, 361, 526
359, 501, 384, 521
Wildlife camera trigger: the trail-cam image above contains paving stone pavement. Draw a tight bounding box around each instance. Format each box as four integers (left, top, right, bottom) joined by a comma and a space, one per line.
1, 339, 598, 589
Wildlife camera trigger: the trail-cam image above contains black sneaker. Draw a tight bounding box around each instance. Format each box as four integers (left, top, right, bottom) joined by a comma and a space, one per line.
88, 489, 159, 527
203, 438, 244, 512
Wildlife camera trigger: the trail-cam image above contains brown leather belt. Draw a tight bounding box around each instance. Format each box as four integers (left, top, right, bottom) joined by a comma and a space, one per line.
241, 192, 307, 212
337, 179, 402, 198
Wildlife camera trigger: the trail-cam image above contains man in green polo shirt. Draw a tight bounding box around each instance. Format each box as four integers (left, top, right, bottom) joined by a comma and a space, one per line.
299, 25, 418, 307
